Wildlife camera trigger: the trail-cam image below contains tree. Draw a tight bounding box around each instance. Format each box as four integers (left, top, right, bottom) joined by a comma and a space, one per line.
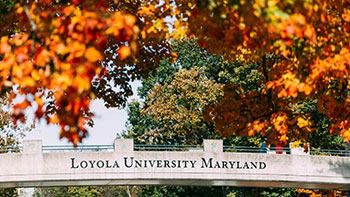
33, 185, 142, 197
34, 186, 102, 197
1, 0, 350, 145
0, 98, 31, 147
130, 38, 343, 148
0, 93, 32, 196
169, 0, 350, 144
291, 99, 344, 150
0, 0, 171, 145
124, 38, 263, 147
142, 66, 223, 145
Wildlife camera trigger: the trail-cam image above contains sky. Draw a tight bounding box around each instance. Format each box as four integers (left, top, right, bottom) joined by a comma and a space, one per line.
23, 81, 141, 145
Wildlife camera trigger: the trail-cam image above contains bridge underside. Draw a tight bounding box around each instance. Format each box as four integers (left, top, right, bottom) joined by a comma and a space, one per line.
2, 179, 350, 191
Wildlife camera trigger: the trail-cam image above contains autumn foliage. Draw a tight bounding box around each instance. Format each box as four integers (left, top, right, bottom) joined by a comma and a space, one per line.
1, 0, 350, 145
0, 0, 170, 144
142, 66, 224, 145
184, 0, 350, 145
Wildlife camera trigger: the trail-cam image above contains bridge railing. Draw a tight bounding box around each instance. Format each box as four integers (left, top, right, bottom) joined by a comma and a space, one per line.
223, 146, 291, 154
0, 143, 350, 157
42, 145, 114, 152
310, 149, 350, 157
134, 144, 203, 151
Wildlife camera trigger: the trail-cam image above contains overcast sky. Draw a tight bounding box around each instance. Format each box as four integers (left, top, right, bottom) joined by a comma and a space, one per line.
23, 81, 141, 145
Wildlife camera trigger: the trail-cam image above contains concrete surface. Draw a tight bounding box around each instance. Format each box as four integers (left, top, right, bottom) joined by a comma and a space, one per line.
0, 139, 349, 190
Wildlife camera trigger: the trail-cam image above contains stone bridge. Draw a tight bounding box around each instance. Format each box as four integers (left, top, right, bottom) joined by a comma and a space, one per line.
0, 139, 350, 190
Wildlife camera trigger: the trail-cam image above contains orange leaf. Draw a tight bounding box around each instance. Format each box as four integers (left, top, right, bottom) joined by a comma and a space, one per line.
0, 42, 11, 53
118, 46, 131, 60
288, 85, 298, 98
85, 47, 102, 62
277, 89, 287, 98
300, 84, 312, 95
248, 129, 255, 136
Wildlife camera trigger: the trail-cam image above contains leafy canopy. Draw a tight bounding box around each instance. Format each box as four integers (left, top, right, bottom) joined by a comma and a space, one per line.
124, 38, 263, 146
1, 0, 350, 144
0, 0, 170, 144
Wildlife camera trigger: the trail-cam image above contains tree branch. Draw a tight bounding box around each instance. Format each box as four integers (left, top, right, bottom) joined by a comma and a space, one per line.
23, 5, 37, 31
23, 5, 36, 57
262, 55, 276, 114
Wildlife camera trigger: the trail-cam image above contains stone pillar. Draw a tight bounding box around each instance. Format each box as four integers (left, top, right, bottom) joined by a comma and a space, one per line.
23, 140, 42, 153
203, 139, 223, 152
114, 138, 133, 152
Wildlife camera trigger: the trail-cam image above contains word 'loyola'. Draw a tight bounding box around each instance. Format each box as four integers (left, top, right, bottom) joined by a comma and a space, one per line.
71, 157, 267, 170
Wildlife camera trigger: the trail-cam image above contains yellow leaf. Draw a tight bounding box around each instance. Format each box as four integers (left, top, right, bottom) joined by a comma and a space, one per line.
72, 41, 86, 58
56, 73, 73, 90
85, 47, 102, 62
267, 0, 279, 7
22, 77, 35, 87
16, 7, 23, 14
75, 75, 91, 93
31, 70, 41, 81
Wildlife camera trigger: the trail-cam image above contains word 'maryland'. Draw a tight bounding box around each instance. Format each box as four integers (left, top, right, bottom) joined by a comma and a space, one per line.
71, 157, 266, 170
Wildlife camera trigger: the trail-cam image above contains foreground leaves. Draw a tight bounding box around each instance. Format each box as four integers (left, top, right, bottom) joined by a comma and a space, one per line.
170, 0, 350, 144
0, 0, 170, 145
1, 0, 350, 144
